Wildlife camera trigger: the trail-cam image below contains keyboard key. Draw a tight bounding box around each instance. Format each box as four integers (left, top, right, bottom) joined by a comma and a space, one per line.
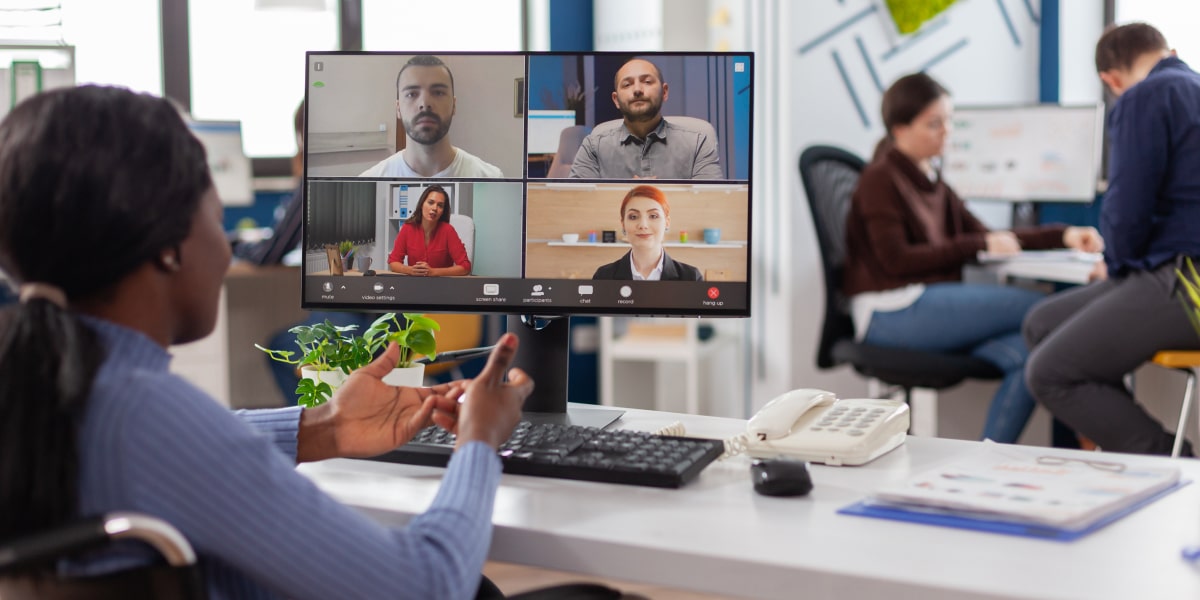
373, 421, 724, 488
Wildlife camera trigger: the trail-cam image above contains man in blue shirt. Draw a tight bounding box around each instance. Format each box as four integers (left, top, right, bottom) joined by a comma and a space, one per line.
1024, 23, 1200, 455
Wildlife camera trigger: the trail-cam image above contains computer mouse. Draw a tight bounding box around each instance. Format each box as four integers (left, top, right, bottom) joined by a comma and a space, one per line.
362, 269, 376, 276
751, 459, 813, 497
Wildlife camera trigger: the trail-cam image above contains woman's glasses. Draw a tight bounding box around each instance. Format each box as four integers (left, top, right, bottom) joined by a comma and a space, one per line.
1036, 455, 1126, 473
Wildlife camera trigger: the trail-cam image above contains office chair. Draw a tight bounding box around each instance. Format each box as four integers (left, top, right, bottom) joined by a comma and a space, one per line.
421, 313, 486, 381
799, 145, 1002, 417
547, 125, 591, 178
449, 213, 476, 267
1149, 350, 1200, 457
0, 512, 205, 600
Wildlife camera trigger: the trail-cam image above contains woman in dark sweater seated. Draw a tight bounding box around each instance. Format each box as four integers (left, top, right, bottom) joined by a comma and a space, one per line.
592, 184, 703, 281
842, 73, 1103, 443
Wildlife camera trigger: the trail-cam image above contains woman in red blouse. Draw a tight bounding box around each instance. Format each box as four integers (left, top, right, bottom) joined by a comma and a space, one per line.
388, 185, 471, 276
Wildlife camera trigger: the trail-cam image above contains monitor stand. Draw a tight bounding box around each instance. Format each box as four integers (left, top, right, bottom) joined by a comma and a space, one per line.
508, 315, 624, 429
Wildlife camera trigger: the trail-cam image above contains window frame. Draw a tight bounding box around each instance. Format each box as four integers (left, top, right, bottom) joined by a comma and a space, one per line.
160, 0, 530, 178
159, 0, 363, 178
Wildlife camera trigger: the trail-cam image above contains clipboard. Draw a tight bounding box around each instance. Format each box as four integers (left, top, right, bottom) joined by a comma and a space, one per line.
10, 61, 42, 109
838, 480, 1189, 541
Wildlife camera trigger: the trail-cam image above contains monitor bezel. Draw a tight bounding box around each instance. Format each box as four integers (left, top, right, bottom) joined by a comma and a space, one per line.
300, 50, 754, 319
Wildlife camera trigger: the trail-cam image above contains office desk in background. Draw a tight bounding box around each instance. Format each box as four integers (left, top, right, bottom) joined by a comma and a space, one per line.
171, 263, 309, 408
973, 250, 1101, 285
298, 408, 1200, 600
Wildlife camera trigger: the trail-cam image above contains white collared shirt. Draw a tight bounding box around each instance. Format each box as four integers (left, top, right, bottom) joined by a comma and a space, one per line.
630, 250, 665, 281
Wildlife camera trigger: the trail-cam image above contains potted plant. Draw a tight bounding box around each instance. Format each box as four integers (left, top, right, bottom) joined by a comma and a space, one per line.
362, 312, 441, 387
256, 313, 440, 407
1179, 257, 1200, 336
339, 240, 356, 271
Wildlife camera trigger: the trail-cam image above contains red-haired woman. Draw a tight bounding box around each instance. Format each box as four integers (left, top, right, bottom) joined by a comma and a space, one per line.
592, 184, 702, 281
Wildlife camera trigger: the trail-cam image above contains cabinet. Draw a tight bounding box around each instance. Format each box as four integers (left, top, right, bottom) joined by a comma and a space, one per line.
598, 317, 724, 414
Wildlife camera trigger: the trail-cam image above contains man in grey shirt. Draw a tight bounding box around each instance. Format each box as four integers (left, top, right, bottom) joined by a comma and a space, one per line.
569, 58, 722, 179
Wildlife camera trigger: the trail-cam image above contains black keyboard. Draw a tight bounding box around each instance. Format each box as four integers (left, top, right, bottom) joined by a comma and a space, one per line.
371, 421, 724, 488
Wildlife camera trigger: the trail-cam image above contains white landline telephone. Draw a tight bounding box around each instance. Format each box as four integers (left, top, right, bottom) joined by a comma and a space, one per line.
739, 389, 909, 466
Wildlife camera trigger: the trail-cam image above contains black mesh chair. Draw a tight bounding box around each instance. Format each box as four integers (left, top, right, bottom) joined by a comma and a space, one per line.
0, 512, 205, 599
799, 145, 1002, 413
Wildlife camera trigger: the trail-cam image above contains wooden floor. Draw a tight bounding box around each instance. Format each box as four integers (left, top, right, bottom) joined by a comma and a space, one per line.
483, 561, 741, 599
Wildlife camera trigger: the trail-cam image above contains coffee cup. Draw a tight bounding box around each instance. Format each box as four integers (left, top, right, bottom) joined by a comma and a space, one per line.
703, 228, 721, 244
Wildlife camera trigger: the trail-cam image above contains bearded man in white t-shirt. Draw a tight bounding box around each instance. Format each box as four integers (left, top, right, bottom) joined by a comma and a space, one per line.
360, 55, 503, 178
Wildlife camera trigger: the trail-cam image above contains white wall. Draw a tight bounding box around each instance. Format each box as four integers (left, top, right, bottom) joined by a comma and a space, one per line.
471, 182, 525, 277
1059, 0, 1105, 104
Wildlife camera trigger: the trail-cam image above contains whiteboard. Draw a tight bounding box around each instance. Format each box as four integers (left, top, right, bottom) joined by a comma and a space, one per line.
941, 104, 1103, 202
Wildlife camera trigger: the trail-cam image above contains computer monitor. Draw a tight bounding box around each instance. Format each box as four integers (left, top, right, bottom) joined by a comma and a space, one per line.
941, 104, 1104, 203
187, 120, 255, 206
301, 51, 754, 426
526, 109, 576, 155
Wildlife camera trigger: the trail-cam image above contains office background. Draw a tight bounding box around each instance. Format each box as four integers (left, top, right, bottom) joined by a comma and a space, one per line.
13, 0, 1199, 443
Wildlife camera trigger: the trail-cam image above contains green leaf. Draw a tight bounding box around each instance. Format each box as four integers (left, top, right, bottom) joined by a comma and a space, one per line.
294, 378, 333, 407
406, 329, 437, 358
1176, 257, 1200, 341
404, 314, 441, 332
294, 326, 319, 345
255, 344, 299, 364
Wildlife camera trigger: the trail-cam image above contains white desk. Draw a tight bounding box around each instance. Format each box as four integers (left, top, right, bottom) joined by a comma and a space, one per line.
975, 252, 1100, 286
298, 408, 1200, 600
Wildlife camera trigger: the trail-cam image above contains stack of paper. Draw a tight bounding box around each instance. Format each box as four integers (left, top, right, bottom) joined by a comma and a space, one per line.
976, 249, 1102, 263
840, 444, 1183, 540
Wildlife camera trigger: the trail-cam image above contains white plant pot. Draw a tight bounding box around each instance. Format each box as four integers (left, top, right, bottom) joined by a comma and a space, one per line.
382, 364, 425, 387
300, 367, 349, 390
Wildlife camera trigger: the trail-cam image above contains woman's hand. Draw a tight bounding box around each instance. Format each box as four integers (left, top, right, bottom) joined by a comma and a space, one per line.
433, 333, 532, 450
410, 261, 431, 277
1063, 226, 1104, 253
985, 231, 1022, 255
296, 343, 465, 462
388, 261, 411, 276
1088, 260, 1108, 282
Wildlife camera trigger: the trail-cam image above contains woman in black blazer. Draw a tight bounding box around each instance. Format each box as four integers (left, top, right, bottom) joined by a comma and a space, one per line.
592, 184, 703, 281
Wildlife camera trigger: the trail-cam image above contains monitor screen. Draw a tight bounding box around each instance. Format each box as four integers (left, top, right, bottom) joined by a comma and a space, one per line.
301, 51, 753, 421
941, 104, 1103, 203
188, 120, 255, 206
526, 109, 577, 155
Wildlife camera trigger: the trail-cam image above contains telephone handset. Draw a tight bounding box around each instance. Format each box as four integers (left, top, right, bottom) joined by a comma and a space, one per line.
741, 388, 909, 466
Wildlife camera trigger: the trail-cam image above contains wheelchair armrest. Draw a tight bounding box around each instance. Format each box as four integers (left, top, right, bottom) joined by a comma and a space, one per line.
0, 512, 195, 573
